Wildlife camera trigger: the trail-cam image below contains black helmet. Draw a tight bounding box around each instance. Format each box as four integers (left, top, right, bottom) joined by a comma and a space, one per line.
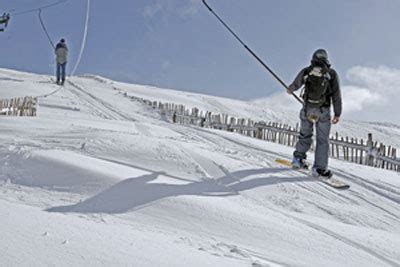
60, 38, 65, 43
311, 49, 330, 66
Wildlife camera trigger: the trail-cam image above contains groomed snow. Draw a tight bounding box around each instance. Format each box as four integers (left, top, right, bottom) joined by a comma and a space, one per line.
1, 68, 400, 267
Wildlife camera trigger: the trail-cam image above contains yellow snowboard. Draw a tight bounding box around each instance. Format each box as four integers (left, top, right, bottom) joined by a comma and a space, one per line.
275, 159, 350, 189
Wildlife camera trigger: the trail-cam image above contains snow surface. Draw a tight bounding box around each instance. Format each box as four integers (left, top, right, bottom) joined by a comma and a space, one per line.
1, 68, 400, 266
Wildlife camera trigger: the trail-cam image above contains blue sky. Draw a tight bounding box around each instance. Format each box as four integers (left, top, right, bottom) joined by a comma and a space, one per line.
1, 0, 400, 103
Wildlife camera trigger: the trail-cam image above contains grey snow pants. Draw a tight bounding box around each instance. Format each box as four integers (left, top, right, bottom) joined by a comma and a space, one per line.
293, 106, 331, 170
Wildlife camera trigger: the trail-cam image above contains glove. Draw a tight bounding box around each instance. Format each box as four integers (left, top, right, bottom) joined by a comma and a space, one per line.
332, 116, 340, 124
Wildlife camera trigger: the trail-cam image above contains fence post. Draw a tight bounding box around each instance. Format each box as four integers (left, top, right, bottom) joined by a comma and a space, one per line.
172, 112, 177, 123
380, 143, 385, 169
256, 124, 263, 139
360, 139, 364, 164
200, 116, 205, 128
366, 133, 375, 166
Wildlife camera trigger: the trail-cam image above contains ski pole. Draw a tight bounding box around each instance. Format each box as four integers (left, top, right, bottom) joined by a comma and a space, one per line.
202, 0, 304, 105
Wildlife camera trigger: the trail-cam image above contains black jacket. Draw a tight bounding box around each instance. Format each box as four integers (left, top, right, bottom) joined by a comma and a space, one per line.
289, 66, 342, 117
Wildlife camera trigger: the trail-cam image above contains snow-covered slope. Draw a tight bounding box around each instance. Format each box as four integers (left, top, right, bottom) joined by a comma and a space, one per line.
1, 69, 400, 267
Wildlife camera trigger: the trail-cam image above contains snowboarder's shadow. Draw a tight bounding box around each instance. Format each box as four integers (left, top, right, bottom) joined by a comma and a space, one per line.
46, 168, 310, 214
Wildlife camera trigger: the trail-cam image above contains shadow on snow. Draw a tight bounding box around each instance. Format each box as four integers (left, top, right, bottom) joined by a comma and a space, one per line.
46, 167, 312, 214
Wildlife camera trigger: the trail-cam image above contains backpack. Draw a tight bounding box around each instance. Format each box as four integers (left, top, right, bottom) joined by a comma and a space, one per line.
303, 65, 331, 107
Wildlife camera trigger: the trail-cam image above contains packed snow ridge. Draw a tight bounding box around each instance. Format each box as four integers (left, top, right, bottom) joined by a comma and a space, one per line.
1, 68, 400, 267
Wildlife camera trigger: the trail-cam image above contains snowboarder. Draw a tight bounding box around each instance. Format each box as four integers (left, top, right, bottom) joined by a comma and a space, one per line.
55, 38, 68, 85
287, 49, 342, 178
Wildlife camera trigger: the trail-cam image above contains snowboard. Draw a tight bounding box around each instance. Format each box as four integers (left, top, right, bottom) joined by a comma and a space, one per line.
275, 159, 350, 189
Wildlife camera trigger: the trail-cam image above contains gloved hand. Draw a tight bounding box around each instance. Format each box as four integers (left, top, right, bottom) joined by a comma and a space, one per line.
332, 116, 340, 124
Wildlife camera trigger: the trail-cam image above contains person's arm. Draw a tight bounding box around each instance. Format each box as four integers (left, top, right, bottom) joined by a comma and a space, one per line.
65, 48, 69, 62
287, 67, 307, 94
330, 69, 342, 124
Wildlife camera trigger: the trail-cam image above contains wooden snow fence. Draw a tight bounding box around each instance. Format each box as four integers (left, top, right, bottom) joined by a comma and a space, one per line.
0, 96, 37, 117
122, 93, 400, 172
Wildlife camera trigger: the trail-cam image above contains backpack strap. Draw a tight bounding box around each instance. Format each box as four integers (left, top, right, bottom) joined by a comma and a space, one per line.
302, 65, 313, 83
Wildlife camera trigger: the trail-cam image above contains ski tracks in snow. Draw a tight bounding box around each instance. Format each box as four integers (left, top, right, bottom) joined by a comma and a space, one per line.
177, 236, 285, 267
67, 80, 136, 121
178, 143, 400, 267
282, 213, 400, 267
178, 147, 280, 266
180, 126, 400, 225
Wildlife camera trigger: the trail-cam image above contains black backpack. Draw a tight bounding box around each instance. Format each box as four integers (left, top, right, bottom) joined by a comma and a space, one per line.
303, 65, 331, 107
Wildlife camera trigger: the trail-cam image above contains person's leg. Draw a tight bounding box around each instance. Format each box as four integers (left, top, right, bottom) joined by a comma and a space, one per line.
314, 107, 331, 170
61, 63, 66, 85
56, 63, 61, 84
293, 108, 314, 160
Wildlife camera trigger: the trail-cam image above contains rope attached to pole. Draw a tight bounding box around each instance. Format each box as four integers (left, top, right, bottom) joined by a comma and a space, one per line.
202, 0, 304, 105
12, 0, 68, 17
38, 9, 55, 49
71, 0, 90, 76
